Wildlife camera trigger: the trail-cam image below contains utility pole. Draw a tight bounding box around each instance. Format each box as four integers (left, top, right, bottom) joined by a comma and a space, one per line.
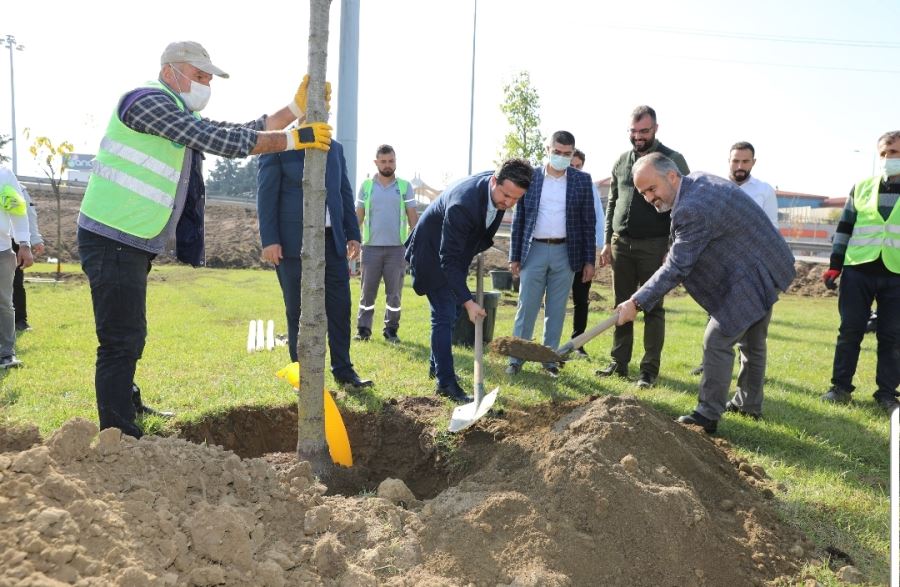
337, 0, 359, 189
2, 35, 24, 174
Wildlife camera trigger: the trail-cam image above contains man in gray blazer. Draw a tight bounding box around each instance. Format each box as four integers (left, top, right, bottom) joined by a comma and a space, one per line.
616, 153, 795, 433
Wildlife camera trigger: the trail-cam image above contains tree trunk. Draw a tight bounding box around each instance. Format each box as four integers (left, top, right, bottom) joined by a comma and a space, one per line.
297, 0, 333, 476
54, 182, 62, 280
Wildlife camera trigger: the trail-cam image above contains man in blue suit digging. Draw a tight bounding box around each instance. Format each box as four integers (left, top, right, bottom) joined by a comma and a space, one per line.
257, 138, 373, 391
616, 153, 795, 434
405, 159, 533, 403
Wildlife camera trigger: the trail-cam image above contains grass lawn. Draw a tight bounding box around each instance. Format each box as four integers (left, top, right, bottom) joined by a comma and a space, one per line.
1, 262, 892, 584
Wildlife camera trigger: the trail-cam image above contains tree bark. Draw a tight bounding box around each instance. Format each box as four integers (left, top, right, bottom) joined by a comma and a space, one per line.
297, 0, 333, 476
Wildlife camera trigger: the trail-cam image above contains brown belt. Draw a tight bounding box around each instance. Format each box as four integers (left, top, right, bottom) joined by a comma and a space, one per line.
533, 237, 566, 244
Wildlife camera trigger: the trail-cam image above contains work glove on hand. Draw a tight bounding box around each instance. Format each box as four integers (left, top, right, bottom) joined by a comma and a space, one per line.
288, 74, 332, 118
284, 122, 332, 152
823, 268, 841, 290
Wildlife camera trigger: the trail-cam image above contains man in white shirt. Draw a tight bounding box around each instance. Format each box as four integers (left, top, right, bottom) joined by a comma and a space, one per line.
690, 141, 780, 376
506, 131, 596, 377
729, 141, 778, 226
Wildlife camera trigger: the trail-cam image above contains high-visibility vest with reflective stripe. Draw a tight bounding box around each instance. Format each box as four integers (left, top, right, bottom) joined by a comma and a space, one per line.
80, 81, 199, 239
845, 176, 900, 273
360, 178, 411, 245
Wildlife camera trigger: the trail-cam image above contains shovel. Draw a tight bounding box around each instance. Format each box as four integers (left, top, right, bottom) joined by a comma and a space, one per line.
449, 253, 498, 433
491, 311, 620, 363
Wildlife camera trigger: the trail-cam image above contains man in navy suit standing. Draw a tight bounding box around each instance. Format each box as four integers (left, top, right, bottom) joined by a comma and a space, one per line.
257, 139, 373, 390
405, 159, 533, 403
506, 131, 596, 377
617, 153, 795, 433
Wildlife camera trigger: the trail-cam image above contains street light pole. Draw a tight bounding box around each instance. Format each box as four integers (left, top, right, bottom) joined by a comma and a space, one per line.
466, 0, 477, 176
2, 35, 24, 174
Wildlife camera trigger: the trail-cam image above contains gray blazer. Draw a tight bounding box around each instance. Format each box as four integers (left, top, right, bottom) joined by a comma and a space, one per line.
633, 173, 795, 337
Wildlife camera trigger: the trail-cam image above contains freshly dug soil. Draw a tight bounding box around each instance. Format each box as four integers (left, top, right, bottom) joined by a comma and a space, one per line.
489, 336, 562, 364
1, 396, 815, 585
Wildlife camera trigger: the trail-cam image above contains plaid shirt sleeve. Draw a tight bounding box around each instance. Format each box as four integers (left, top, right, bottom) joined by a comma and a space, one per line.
122, 91, 267, 158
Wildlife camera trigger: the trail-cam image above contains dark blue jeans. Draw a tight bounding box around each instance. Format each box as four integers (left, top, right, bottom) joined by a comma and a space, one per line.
831, 266, 900, 399
78, 228, 152, 438
275, 229, 354, 377
426, 287, 461, 387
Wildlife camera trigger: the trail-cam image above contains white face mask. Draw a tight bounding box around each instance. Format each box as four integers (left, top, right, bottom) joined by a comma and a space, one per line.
879, 157, 900, 181
170, 65, 211, 112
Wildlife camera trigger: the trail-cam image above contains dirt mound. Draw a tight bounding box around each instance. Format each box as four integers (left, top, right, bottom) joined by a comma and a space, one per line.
788, 262, 837, 298
1, 397, 814, 585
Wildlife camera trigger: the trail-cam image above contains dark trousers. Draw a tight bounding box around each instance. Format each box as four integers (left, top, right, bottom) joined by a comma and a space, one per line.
78, 228, 151, 439
11, 240, 25, 324
425, 287, 461, 388
276, 229, 354, 377
571, 269, 591, 338
831, 266, 900, 399
609, 234, 669, 376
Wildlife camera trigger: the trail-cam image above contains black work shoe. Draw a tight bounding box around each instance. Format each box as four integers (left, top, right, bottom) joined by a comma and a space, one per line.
821, 386, 852, 404
354, 328, 371, 342
596, 362, 627, 378
725, 401, 761, 420
875, 395, 900, 414
334, 372, 374, 390
635, 372, 656, 388
677, 411, 718, 434
131, 383, 174, 418
14, 320, 31, 332
0, 355, 22, 369
383, 328, 400, 344
435, 381, 471, 404
689, 364, 704, 376
543, 364, 560, 378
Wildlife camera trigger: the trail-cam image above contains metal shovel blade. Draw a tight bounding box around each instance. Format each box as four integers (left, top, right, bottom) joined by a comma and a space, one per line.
448, 386, 499, 433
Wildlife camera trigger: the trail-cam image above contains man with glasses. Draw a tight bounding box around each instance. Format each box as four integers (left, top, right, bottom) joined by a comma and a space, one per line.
506, 131, 596, 377
597, 106, 689, 388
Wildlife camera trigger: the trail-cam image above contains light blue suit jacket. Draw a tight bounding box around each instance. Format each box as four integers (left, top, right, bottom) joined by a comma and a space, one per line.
633, 173, 795, 336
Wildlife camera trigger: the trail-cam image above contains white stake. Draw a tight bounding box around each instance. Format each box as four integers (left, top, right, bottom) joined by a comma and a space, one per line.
255, 319, 265, 351
247, 320, 256, 353
266, 320, 275, 350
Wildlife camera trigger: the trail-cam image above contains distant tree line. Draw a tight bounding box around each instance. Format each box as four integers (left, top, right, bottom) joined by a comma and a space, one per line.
206, 156, 258, 199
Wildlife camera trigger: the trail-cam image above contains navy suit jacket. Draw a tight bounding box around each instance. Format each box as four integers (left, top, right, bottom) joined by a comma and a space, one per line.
405, 171, 504, 303
256, 141, 361, 257
509, 165, 596, 270
633, 173, 796, 336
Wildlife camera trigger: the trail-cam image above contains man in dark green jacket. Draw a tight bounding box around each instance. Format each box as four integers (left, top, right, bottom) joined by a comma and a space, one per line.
597, 105, 689, 388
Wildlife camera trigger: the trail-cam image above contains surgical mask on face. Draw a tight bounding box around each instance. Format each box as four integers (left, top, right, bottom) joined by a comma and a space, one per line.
549, 153, 572, 172
879, 157, 900, 181
170, 65, 211, 112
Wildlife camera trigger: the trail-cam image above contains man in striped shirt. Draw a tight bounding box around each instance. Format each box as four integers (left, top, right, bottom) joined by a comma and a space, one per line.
821, 130, 900, 413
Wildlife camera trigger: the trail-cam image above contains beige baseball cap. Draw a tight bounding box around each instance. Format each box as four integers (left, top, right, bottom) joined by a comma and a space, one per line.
160, 41, 229, 78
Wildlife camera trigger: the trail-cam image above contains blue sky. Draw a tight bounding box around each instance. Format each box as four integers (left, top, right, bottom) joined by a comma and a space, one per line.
2, 0, 898, 196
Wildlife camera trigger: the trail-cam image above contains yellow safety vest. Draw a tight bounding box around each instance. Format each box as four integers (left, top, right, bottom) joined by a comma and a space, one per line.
845, 176, 900, 273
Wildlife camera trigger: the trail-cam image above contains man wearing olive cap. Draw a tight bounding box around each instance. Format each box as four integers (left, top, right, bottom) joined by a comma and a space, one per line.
77, 41, 332, 438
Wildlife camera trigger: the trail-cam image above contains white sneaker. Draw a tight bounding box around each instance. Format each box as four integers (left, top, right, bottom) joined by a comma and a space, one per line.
0, 355, 22, 369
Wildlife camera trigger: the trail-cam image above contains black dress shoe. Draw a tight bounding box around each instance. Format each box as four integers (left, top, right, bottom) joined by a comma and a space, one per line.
725, 401, 761, 420
137, 404, 175, 418
635, 372, 656, 388
435, 382, 472, 404
677, 411, 718, 434
542, 365, 560, 378
334, 373, 374, 389
596, 362, 627, 378
874, 395, 900, 414
132, 383, 175, 418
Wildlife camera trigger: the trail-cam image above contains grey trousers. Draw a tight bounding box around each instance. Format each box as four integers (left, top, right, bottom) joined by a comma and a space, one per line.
695, 309, 773, 420
0, 248, 17, 357
356, 245, 407, 332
